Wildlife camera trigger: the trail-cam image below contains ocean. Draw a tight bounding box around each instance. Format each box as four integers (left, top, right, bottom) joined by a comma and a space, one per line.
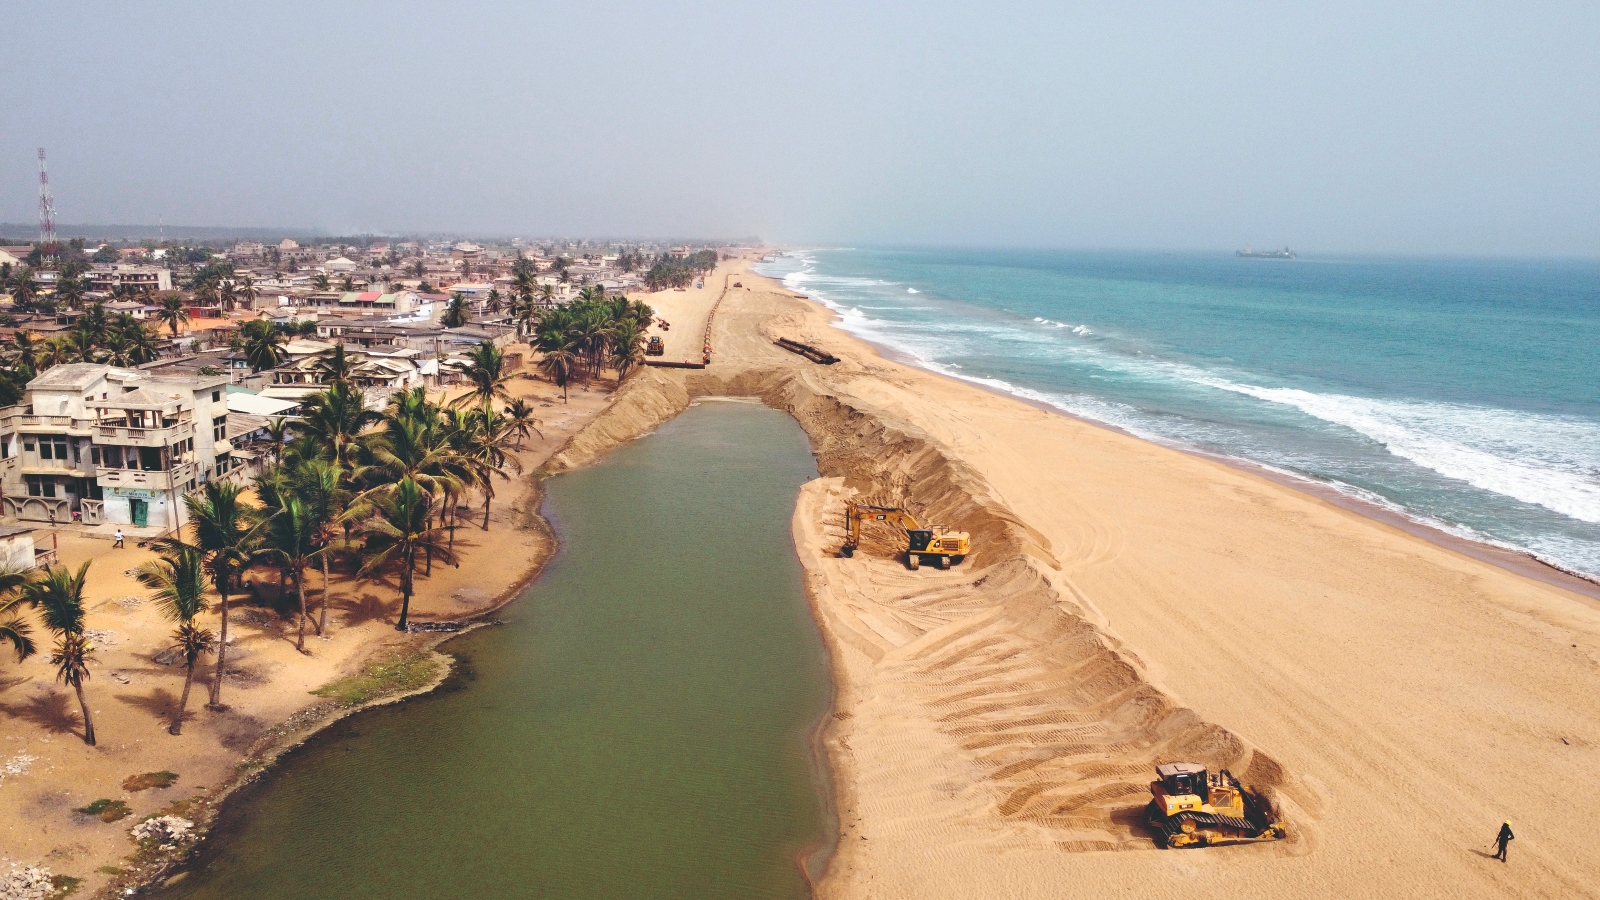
754, 249, 1600, 581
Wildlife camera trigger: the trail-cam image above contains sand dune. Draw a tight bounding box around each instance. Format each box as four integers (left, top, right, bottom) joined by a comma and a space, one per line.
558, 259, 1600, 898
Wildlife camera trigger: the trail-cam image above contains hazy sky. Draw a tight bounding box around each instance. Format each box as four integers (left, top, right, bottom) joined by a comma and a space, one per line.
2, 1, 1596, 254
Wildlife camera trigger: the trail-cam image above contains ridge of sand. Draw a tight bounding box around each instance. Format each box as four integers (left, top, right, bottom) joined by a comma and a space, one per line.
554, 259, 1600, 899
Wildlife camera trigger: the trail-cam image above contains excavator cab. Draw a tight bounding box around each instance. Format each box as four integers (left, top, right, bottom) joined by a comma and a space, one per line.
906, 529, 935, 552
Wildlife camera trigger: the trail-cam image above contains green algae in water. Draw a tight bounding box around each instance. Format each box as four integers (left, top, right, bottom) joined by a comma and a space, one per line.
164, 402, 831, 899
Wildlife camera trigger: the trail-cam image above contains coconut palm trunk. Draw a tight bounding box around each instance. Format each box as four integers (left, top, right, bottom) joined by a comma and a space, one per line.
173, 653, 197, 735
72, 675, 96, 746
397, 549, 415, 631
295, 570, 309, 653
318, 553, 331, 636
209, 584, 230, 709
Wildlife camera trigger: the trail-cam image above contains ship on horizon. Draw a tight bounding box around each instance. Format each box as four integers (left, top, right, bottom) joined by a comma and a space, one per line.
1237, 246, 1297, 259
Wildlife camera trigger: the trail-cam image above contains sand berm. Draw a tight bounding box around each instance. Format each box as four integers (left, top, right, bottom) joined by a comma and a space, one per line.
548, 260, 1600, 899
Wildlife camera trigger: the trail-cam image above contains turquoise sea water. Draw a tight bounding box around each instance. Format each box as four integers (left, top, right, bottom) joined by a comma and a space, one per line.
755, 249, 1600, 579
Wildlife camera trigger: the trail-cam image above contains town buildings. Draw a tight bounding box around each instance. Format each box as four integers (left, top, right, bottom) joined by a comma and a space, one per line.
87, 264, 173, 293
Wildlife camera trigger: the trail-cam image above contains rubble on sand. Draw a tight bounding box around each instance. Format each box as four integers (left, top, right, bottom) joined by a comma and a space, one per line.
0, 866, 54, 900
131, 815, 197, 851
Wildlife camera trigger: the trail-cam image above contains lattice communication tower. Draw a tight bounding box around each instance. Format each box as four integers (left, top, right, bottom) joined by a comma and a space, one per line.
38, 148, 57, 247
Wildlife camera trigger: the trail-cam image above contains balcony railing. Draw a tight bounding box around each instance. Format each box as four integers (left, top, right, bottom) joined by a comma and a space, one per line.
1, 415, 194, 439
95, 422, 196, 446
95, 461, 195, 491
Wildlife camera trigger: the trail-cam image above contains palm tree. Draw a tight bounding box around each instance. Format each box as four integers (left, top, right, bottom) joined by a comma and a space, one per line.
502, 398, 542, 450
0, 566, 40, 663
485, 288, 504, 314
354, 477, 453, 631
451, 341, 512, 407
80, 302, 108, 343
192, 277, 220, 307
539, 347, 579, 402
313, 273, 331, 291
513, 269, 537, 301
55, 274, 85, 310
235, 274, 259, 310
292, 459, 347, 636
100, 331, 134, 366
441, 293, 469, 328
264, 495, 322, 653
611, 317, 647, 380
294, 381, 380, 469
39, 336, 76, 368
461, 403, 523, 530
121, 322, 160, 364
136, 547, 213, 735
155, 482, 269, 711
264, 417, 291, 463
513, 294, 541, 338
10, 331, 42, 374
24, 562, 97, 745
9, 266, 37, 307
242, 319, 286, 371
68, 326, 101, 363
364, 410, 466, 503
313, 343, 354, 386
157, 294, 190, 337
217, 279, 238, 312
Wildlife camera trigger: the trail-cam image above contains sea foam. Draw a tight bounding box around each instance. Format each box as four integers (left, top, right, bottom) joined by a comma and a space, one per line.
759, 250, 1600, 576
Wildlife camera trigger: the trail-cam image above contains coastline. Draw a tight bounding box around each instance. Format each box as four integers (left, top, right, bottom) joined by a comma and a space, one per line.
22, 254, 1597, 899
552, 256, 1600, 899
771, 262, 1600, 605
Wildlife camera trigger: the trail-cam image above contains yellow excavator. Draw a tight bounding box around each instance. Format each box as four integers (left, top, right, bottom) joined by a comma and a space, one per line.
1145, 763, 1286, 848
840, 502, 970, 570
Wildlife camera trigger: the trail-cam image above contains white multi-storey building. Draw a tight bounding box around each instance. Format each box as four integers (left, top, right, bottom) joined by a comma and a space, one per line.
0, 364, 239, 529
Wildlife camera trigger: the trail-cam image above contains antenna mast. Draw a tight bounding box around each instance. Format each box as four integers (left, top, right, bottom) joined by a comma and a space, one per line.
37, 148, 57, 249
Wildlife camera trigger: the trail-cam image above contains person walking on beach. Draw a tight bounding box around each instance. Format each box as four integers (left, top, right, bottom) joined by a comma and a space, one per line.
1492, 821, 1514, 862
113, 528, 124, 549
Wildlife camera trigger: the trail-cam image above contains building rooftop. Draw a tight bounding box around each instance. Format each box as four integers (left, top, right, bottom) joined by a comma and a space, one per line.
27, 363, 137, 391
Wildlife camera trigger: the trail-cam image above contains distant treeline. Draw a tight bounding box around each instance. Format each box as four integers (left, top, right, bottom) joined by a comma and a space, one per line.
643, 250, 718, 290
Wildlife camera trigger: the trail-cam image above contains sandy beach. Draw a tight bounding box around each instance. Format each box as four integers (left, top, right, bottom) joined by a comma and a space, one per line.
552, 256, 1600, 899
0, 359, 617, 897
8, 257, 1596, 899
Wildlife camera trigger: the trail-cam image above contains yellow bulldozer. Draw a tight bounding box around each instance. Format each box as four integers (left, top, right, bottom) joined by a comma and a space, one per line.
1145, 763, 1285, 848
840, 502, 970, 570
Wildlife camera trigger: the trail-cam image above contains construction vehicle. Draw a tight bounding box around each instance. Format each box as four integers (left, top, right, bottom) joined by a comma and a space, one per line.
1145, 763, 1285, 848
840, 502, 970, 570
646, 336, 665, 356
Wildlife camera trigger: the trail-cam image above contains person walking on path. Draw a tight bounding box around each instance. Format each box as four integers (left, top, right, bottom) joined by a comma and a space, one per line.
1492, 821, 1514, 862
113, 528, 125, 549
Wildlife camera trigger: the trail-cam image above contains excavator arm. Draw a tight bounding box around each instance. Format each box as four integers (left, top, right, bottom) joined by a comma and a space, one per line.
842, 503, 922, 556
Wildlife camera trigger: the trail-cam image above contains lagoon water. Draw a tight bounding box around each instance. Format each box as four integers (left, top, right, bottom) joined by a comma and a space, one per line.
163, 401, 830, 899
758, 249, 1600, 579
